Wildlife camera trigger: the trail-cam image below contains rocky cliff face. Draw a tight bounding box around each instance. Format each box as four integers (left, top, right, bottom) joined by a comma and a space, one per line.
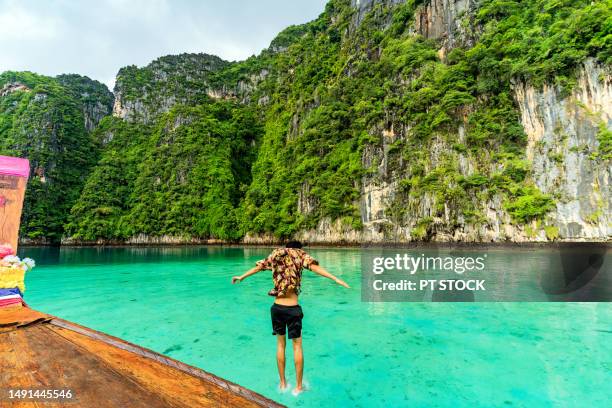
47, 0, 612, 244
351, 0, 405, 26
414, 0, 480, 50
294, 59, 611, 244
111, 53, 266, 123
112, 53, 229, 123
0, 72, 106, 243
57, 74, 114, 132
0, 82, 30, 96
292, 1, 612, 244
515, 59, 611, 240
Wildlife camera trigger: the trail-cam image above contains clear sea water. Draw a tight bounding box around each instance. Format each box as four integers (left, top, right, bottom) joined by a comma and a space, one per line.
20, 246, 612, 408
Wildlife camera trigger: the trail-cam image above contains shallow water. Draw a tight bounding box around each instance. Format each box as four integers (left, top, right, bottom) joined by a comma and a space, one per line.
21, 246, 612, 407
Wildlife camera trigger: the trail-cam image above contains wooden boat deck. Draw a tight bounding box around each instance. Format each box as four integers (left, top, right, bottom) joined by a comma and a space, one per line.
0, 306, 284, 408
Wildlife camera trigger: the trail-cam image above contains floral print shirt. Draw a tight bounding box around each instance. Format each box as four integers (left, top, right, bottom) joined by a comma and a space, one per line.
256, 248, 318, 297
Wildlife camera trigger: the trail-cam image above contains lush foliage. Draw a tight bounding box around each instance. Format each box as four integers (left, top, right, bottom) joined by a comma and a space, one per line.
239, 0, 608, 235
595, 123, 612, 160
3, 0, 610, 242
0, 72, 110, 242
473, 0, 612, 90
115, 54, 229, 121
57, 74, 114, 113
67, 102, 262, 240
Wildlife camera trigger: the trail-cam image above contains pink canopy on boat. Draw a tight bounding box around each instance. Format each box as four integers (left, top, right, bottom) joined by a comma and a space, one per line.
0, 156, 30, 178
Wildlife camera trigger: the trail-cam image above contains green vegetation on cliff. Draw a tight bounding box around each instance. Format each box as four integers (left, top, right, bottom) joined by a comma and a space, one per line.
67, 101, 262, 241
0, 72, 112, 243
2, 0, 610, 242
237, 0, 610, 238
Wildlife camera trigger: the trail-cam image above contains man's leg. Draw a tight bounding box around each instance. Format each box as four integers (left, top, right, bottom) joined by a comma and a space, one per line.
292, 337, 303, 393
276, 334, 287, 389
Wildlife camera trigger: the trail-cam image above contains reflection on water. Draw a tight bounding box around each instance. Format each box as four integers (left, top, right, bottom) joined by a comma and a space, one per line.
20, 246, 612, 408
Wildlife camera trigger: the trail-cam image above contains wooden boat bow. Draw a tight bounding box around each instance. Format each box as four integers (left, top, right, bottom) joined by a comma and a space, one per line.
0, 306, 284, 408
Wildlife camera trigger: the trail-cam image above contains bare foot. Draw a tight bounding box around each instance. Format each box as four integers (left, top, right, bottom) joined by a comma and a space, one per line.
279, 380, 288, 391
292, 386, 304, 396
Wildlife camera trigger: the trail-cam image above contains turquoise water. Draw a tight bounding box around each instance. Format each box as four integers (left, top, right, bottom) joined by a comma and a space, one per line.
20, 246, 612, 408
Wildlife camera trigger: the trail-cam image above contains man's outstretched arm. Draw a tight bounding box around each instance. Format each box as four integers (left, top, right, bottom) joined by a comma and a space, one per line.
310, 264, 350, 288
232, 265, 263, 284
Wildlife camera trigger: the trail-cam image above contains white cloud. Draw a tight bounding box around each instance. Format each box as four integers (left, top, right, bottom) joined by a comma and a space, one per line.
0, 1, 60, 40
0, 0, 328, 89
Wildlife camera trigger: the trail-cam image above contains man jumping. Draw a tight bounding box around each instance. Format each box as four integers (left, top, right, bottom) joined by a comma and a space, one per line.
231, 241, 349, 395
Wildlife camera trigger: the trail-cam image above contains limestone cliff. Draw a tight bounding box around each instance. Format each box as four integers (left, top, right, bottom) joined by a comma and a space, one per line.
414, 0, 480, 50
291, 1, 612, 244
112, 53, 230, 123
0, 72, 108, 243
111, 53, 267, 123
292, 59, 611, 244
515, 59, 611, 240
64, 0, 612, 245
57, 74, 114, 132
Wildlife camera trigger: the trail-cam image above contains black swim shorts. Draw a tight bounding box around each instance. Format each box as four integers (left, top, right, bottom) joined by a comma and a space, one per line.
270, 304, 303, 339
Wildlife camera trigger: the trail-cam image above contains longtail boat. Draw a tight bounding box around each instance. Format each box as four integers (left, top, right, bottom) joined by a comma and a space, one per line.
0, 156, 284, 407
0, 306, 283, 407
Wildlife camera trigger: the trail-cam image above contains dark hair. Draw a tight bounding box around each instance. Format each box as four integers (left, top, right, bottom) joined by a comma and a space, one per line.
285, 240, 303, 249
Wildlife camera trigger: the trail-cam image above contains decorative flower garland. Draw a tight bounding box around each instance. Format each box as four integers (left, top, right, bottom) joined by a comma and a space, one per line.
0, 244, 13, 258
0, 244, 36, 272
1, 255, 36, 271
0, 246, 34, 295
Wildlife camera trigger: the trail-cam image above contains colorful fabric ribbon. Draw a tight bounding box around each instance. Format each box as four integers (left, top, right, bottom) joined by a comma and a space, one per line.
0, 287, 23, 297
0, 266, 26, 293
0, 287, 25, 308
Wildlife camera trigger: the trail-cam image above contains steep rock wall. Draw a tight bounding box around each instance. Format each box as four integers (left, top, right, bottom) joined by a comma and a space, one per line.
112, 53, 267, 123
63, 0, 611, 246
514, 59, 611, 240
351, 0, 404, 26
293, 60, 611, 244
111, 53, 229, 123
414, 0, 479, 49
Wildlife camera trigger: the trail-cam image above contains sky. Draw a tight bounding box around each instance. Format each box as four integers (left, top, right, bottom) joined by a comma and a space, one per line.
0, 0, 328, 89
